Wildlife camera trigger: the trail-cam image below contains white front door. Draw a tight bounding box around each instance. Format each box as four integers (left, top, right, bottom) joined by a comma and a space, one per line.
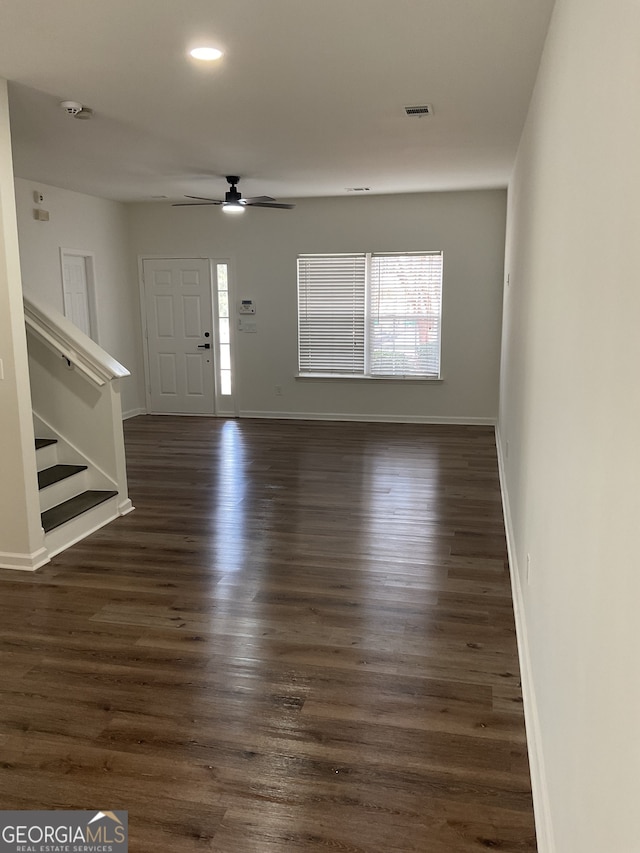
142, 258, 215, 415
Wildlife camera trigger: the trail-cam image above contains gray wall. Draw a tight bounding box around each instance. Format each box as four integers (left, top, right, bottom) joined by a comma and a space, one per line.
129, 189, 506, 422
498, 0, 640, 849
0, 80, 44, 567
14, 178, 145, 416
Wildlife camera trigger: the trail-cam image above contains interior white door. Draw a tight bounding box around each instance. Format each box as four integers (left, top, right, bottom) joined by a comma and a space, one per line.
61, 252, 93, 338
143, 258, 215, 414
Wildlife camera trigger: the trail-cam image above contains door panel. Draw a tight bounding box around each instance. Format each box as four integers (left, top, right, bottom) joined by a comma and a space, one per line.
158, 353, 177, 395
155, 295, 175, 337
143, 258, 214, 414
62, 252, 93, 339
185, 353, 206, 395
183, 295, 203, 338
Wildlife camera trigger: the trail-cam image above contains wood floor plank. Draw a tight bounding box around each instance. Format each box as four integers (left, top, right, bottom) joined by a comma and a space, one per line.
0, 417, 535, 851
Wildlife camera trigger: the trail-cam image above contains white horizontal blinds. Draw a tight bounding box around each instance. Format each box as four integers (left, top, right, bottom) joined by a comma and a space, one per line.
369, 252, 443, 377
298, 254, 366, 374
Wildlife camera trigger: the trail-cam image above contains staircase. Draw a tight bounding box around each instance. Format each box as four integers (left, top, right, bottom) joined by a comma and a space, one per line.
1, 294, 136, 571
34, 431, 121, 558
36, 437, 119, 557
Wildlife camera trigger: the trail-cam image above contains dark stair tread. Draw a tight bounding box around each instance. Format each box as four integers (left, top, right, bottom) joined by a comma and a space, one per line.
35, 438, 57, 450
38, 464, 87, 489
42, 490, 118, 533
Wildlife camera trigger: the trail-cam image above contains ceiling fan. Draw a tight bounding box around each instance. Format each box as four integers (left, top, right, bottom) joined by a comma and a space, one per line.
173, 176, 295, 212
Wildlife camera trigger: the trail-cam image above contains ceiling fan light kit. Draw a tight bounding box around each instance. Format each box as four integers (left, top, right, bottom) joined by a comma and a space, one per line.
173, 176, 295, 212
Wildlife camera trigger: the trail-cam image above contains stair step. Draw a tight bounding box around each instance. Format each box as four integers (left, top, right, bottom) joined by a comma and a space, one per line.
38, 464, 87, 490
35, 437, 57, 450
42, 490, 118, 533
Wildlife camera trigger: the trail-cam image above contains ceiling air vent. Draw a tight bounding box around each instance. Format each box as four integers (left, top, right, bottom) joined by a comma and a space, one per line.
404, 104, 433, 118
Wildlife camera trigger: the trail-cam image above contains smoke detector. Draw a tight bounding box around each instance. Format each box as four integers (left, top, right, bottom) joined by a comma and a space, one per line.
60, 100, 83, 116
60, 101, 93, 120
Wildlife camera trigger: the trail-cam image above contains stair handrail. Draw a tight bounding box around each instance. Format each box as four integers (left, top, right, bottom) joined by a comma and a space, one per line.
23, 294, 129, 388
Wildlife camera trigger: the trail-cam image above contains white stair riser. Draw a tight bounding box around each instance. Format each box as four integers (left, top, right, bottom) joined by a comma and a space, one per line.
35, 443, 59, 471
39, 469, 89, 512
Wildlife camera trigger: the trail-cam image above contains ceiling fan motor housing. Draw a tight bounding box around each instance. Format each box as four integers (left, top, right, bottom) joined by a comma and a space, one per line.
225, 176, 242, 203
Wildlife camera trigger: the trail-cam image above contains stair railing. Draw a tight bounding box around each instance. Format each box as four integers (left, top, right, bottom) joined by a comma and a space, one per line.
24, 294, 133, 520
24, 295, 129, 387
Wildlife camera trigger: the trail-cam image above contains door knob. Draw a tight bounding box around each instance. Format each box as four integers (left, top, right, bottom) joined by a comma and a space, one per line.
197, 343, 211, 349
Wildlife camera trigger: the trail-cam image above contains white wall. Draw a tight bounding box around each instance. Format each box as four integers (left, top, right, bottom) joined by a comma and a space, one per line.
498, 0, 640, 850
14, 179, 145, 416
129, 190, 506, 422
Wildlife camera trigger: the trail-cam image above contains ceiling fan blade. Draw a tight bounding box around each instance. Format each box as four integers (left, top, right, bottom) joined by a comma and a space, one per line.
243, 201, 296, 209
241, 196, 276, 204
185, 195, 224, 202
172, 201, 224, 206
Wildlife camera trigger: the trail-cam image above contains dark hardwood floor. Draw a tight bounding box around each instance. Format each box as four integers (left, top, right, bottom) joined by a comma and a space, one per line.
0, 417, 536, 852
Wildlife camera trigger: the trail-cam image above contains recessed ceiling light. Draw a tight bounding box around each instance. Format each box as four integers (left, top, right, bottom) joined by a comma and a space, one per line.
189, 46, 224, 61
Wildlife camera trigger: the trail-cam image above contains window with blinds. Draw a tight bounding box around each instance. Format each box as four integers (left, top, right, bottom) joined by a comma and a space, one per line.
297, 254, 366, 375
297, 251, 443, 378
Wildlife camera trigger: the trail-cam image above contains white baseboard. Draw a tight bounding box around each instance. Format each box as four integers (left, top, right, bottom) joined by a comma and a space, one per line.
495, 425, 555, 853
118, 498, 135, 516
0, 546, 50, 572
240, 410, 496, 425
122, 407, 147, 420
120, 408, 496, 426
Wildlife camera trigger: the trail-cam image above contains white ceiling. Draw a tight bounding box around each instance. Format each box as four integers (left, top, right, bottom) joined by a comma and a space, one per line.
0, 0, 555, 203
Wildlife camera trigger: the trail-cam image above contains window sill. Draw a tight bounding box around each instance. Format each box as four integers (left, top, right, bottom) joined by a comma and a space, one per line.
296, 374, 443, 383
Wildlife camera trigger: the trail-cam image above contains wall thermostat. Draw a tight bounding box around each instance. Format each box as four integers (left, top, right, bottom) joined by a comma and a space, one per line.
239, 299, 256, 315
